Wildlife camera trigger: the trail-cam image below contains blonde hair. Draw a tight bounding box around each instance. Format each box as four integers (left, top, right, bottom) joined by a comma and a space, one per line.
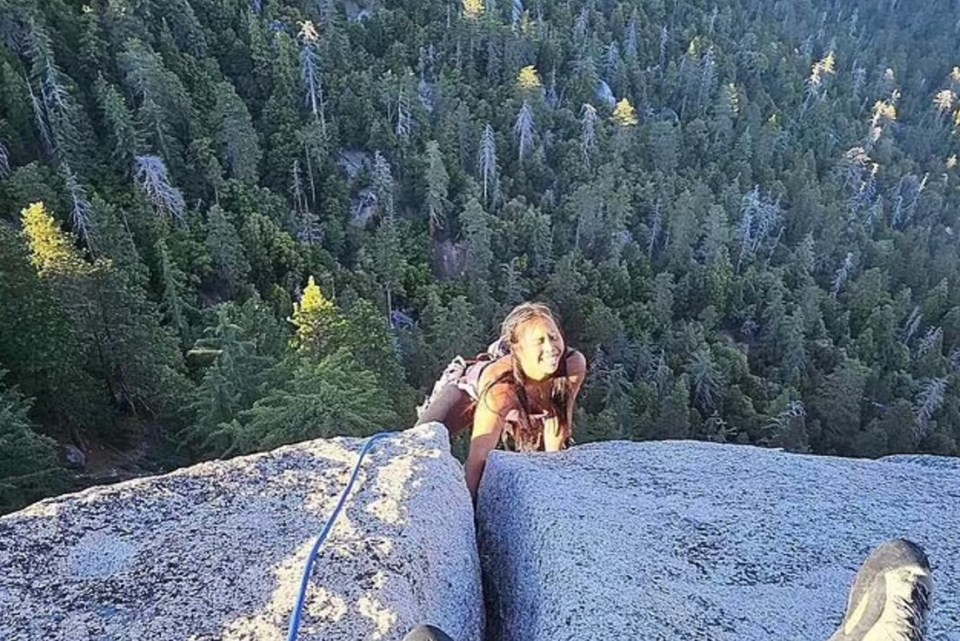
500, 301, 563, 347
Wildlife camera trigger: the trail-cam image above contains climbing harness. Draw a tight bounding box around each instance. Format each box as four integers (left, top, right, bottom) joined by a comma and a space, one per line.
286, 431, 397, 641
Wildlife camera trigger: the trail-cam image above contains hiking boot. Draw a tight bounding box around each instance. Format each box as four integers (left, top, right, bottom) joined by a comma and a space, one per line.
402, 625, 456, 641
827, 539, 933, 641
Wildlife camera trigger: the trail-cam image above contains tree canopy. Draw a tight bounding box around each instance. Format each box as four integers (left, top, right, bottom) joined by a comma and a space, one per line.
1, 0, 959, 512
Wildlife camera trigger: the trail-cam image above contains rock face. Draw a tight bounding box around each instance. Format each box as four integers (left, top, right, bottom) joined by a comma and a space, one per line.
477, 440, 960, 641
0, 423, 483, 641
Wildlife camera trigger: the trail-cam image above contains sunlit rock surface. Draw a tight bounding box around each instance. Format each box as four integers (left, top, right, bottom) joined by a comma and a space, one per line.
477, 440, 960, 641
0, 423, 482, 641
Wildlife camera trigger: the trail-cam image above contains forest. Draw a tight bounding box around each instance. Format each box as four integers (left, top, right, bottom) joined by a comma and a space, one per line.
1, 0, 959, 514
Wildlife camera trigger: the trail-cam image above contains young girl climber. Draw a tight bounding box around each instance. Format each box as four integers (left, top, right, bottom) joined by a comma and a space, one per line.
415, 302, 588, 500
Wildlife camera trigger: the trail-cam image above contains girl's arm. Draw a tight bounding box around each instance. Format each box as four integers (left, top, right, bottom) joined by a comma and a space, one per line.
545, 350, 588, 451
465, 383, 513, 502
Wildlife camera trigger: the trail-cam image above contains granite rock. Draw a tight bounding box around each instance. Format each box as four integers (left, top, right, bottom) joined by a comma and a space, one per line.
477, 440, 960, 641
0, 423, 482, 641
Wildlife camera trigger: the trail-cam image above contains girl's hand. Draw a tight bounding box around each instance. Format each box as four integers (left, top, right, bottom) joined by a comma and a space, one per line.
543, 415, 563, 451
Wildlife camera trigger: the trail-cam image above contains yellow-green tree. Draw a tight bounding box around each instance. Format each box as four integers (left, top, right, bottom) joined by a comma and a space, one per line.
0, 222, 107, 432
21, 203, 85, 274
20, 202, 190, 430
291, 276, 344, 356
612, 98, 639, 126
517, 65, 542, 91
462, 0, 483, 19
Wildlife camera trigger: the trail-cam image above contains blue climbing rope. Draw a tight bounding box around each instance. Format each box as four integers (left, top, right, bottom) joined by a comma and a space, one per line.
286, 431, 397, 641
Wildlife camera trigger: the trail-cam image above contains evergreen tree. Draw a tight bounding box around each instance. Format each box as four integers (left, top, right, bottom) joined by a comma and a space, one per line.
260, 31, 300, 193
212, 81, 261, 184
204, 204, 250, 299
117, 38, 192, 167
514, 101, 535, 161
424, 292, 483, 368
183, 304, 279, 458
478, 123, 498, 206
460, 196, 493, 281
21, 203, 191, 428
424, 140, 449, 235
649, 375, 692, 440
155, 237, 193, 347
216, 349, 396, 456
94, 76, 143, 175
808, 358, 868, 455
134, 155, 186, 222
0, 225, 108, 430
0, 371, 69, 514
290, 275, 344, 357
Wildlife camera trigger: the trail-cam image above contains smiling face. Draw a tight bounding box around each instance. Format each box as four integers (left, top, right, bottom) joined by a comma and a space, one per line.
511, 315, 565, 381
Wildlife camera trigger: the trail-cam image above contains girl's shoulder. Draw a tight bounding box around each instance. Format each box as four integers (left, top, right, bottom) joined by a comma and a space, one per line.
477, 356, 514, 392
566, 348, 587, 375
478, 349, 586, 390
476, 357, 525, 413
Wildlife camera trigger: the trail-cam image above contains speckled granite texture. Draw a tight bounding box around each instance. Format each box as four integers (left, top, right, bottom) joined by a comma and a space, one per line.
477, 440, 960, 641
0, 423, 483, 641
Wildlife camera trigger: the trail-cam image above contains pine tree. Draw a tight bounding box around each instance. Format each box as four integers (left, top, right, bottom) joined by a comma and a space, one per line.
687, 348, 725, 414
94, 76, 143, 175
1, 61, 39, 160
0, 224, 108, 430
764, 399, 809, 453
134, 155, 186, 222
580, 104, 599, 165
395, 74, 414, 142
831, 252, 855, 298
204, 204, 251, 299
156, 237, 192, 347
213, 81, 261, 184
260, 31, 301, 193
736, 186, 781, 272
88, 195, 149, 290
373, 151, 395, 220
290, 275, 344, 357
117, 38, 192, 166
650, 375, 692, 440
424, 140, 449, 235
183, 304, 279, 458
424, 293, 483, 367
0, 371, 69, 514
216, 349, 397, 456
511, 0, 524, 30
478, 123, 498, 206
651, 272, 675, 330
914, 377, 948, 438
297, 20, 326, 131
360, 153, 404, 317
808, 358, 867, 455
24, 19, 92, 168
460, 196, 493, 280
0, 138, 9, 178
61, 164, 93, 247
340, 298, 417, 419
514, 101, 536, 161
21, 203, 191, 425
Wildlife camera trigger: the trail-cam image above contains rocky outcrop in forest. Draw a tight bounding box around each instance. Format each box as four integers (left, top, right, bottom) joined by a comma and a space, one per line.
0, 424, 483, 641
478, 440, 960, 641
